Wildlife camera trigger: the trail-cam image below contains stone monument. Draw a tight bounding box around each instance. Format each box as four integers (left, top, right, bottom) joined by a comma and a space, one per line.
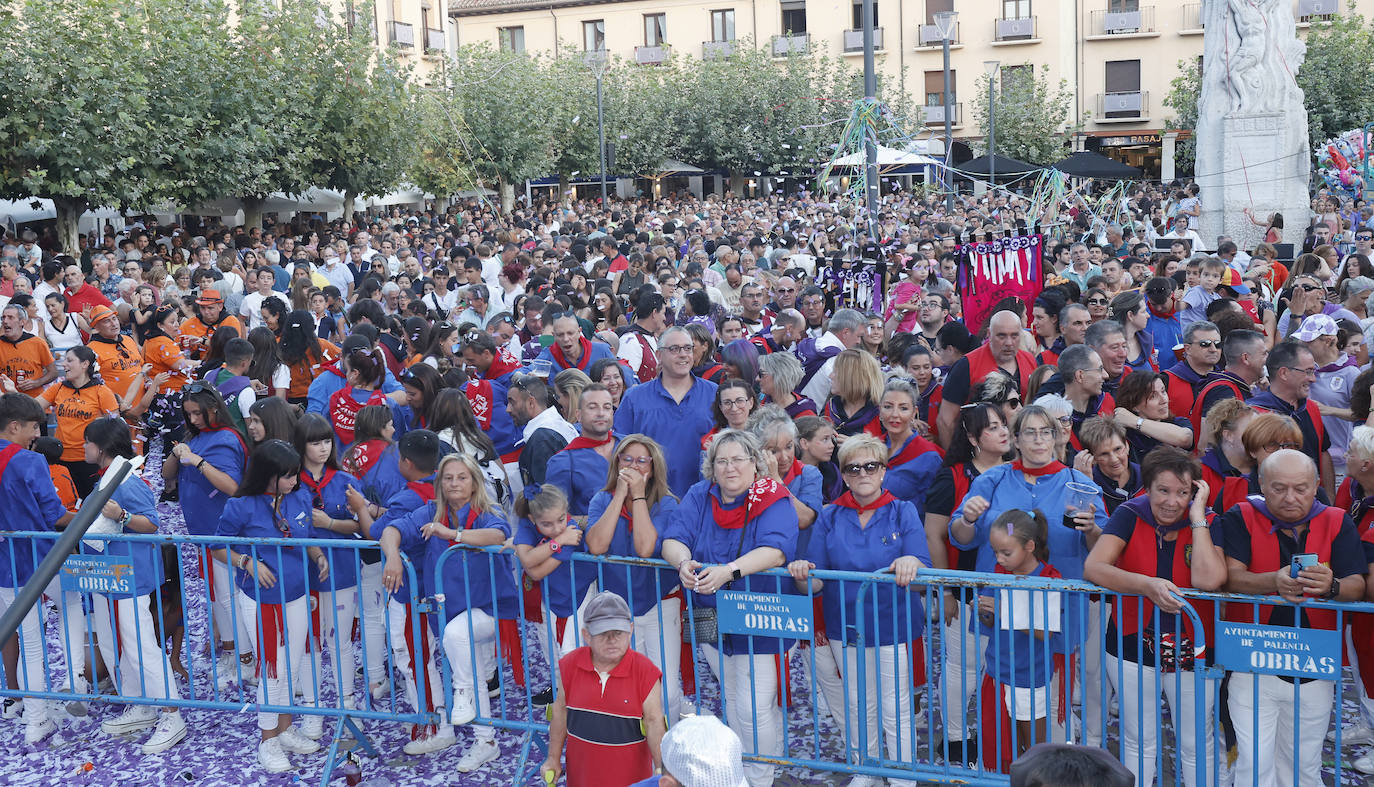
1195, 0, 1310, 250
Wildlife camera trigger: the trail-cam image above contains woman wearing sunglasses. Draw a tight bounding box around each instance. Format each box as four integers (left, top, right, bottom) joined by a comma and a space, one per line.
1084, 288, 1110, 324
788, 433, 930, 787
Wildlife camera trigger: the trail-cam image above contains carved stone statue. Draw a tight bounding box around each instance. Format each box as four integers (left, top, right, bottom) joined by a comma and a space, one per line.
1196, 0, 1310, 248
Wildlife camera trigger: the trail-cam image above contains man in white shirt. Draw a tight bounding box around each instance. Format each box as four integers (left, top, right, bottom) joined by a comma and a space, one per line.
798, 308, 865, 405
318, 249, 355, 297
377, 239, 401, 276
1162, 215, 1204, 253
239, 268, 290, 331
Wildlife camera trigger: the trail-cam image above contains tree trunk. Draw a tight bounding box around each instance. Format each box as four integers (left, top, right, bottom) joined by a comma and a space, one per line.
728, 171, 746, 196
52, 196, 89, 258
241, 196, 265, 230
499, 179, 515, 213
342, 191, 357, 225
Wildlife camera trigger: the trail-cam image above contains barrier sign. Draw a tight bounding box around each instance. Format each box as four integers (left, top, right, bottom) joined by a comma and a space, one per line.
716, 590, 813, 640
60, 554, 135, 595
1214, 621, 1340, 680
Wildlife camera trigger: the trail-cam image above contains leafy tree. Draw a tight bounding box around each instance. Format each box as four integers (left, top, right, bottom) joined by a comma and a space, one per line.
1162, 58, 1202, 174
1296, 8, 1374, 147
410, 88, 484, 199
970, 64, 1076, 165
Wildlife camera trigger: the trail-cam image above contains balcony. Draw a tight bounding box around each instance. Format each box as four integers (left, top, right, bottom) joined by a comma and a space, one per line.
842, 28, 884, 52
703, 39, 736, 59
388, 20, 414, 48
1180, 3, 1204, 32
1087, 6, 1157, 38
1297, 0, 1338, 22
635, 45, 667, 64
771, 33, 809, 56
426, 28, 445, 52
917, 22, 959, 47
1097, 90, 1149, 122
994, 16, 1036, 42
922, 103, 963, 126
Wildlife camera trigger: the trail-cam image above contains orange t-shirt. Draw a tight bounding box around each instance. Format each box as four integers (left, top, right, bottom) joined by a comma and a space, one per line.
179, 314, 245, 359
44, 382, 120, 462
143, 335, 188, 394
90, 334, 143, 400
285, 341, 340, 401
0, 334, 54, 398
49, 464, 79, 513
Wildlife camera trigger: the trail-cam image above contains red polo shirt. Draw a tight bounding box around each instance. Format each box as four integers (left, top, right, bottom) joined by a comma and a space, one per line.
559, 646, 660, 787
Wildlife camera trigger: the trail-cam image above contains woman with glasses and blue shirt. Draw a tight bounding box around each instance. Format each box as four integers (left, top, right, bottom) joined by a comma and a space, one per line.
949, 404, 1109, 741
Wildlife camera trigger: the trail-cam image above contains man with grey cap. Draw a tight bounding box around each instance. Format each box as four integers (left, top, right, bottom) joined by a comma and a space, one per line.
629, 714, 749, 787
542, 591, 665, 787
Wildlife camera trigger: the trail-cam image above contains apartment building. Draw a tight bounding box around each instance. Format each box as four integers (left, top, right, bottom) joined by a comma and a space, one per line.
331, 0, 456, 83
450, 0, 1369, 178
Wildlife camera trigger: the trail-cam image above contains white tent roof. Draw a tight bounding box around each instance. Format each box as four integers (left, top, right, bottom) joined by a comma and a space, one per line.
825, 145, 939, 168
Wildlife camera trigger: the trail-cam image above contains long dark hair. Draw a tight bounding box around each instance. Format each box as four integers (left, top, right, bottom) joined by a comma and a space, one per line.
235, 439, 301, 498
84, 416, 134, 461
429, 388, 497, 460
247, 327, 283, 390
249, 397, 298, 445
279, 309, 323, 366
260, 298, 289, 336
181, 384, 239, 440
399, 363, 443, 427
293, 412, 339, 472
944, 402, 1011, 467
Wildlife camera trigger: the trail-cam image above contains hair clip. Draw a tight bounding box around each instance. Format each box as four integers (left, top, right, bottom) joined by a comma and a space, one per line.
1006, 522, 1016, 536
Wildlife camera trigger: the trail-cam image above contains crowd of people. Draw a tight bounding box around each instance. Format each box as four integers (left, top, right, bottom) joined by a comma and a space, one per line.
0, 182, 1372, 787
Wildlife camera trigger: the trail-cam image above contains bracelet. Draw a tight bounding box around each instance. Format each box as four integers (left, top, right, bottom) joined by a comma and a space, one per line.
1190, 521, 1209, 529
633, 496, 647, 502
196, 458, 208, 472
677, 558, 693, 571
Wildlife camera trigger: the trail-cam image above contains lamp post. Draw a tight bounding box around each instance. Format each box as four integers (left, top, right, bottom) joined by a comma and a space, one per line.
586, 50, 609, 204
934, 11, 957, 213
984, 59, 999, 193
860, 0, 878, 236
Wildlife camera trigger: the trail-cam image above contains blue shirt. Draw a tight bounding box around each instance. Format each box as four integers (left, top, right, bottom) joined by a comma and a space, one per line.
788, 464, 824, 558
86, 472, 162, 599
215, 488, 315, 604
807, 499, 932, 646
515, 517, 597, 618
545, 438, 620, 516
0, 443, 68, 587
300, 468, 362, 592
367, 477, 434, 598
534, 340, 615, 374
981, 563, 1060, 688
353, 444, 405, 506
305, 366, 403, 417
1146, 310, 1183, 366
661, 479, 799, 656
586, 490, 680, 616
882, 435, 942, 518
615, 377, 718, 497
391, 502, 520, 622
179, 428, 246, 536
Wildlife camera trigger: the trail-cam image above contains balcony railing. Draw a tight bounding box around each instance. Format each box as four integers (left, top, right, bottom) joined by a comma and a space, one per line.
703, 39, 736, 59
771, 33, 810, 56
1181, 3, 1204, 30
918, 22, 958, 46
426, 28, 445, 51
1297, 0, 1339, 21
922, 103, 963, 126
1098, 90, 1149, 119
843, 28, 884, 51
635, 45, 667, 64
1088, 6, 1156, 35
388, 20, 414, 47
995, 16, 1036, 41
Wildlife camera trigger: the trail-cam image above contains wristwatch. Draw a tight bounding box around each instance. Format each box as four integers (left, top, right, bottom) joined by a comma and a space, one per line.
728, 561, 742, 582
1135, 416, 1145, 430
548, 541, 562, 553
1323, 577, 1341, 600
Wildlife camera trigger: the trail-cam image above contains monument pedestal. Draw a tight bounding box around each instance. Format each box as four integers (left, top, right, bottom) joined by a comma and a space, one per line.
1200, 111, 1310, 251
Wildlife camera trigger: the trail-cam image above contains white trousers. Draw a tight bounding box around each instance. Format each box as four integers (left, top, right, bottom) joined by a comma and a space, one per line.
1229, 673, 1333, 787
90, 592, 180, 702
828, 641, 917, 787
311, 585, 358, 707
796, 634, 847, 734
207, 553, 252, 653
357, 561, 388, 688
387, 598, 447, 727
39, 578, 90, 693
940, 605, 987, 741
0, 585, 53, 724
632, 596, 683, 727
234, 591, 308, 730
1346, 626, 1374, 729
702, 644, 781, 787
1105, 654, 1214, 787
441, 607, 497, 742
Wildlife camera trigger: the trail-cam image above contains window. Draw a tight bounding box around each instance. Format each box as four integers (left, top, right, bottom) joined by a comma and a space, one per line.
644, 13, 666, 46
924, 70, 955, 105
781, 1, 807, 34
1105, 59, 1142, 117
711, 9, 736, 41
1002, 0, 1031, 18
583, 19, 605, 52
1108, 0, 1138, 10
925, 0, 952, 25
499, 26, 525, 52
851, 1, 877, 29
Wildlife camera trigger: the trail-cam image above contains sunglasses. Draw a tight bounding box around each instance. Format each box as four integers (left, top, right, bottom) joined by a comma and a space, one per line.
1191, 340, 1219, 349
841, 461, 886, 477
1086, 298, 1108, 306
1296, 283, 1323, 292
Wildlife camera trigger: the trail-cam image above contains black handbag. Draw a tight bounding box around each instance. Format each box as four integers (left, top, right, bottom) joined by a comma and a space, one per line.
682, 492, 752, 646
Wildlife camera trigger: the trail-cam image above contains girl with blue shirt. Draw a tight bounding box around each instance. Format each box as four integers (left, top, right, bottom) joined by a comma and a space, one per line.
387, 453, 516, 774
585, 435, 683, 724
85, 418, 186, 755
515, 484, 597, 659
293, 413, 364, 739
163, 383, 249, 675
789, 433, 930, 787
213, 440, 330, 774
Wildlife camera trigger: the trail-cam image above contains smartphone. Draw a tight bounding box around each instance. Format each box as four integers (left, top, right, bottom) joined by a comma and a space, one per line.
1290, 553, 1319, 578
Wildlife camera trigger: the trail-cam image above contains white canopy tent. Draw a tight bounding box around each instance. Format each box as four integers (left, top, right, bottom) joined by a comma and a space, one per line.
824, 145, 940, 170
0, 199, 123, 234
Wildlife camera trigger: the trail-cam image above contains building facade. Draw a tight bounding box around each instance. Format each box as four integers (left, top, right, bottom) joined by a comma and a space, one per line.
329, 0, 456, 83
450, 0, 1366, 178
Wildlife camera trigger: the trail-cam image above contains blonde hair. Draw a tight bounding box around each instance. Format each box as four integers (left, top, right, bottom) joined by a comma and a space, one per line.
554, 368, 592, 417
603, 434, 675, 508
433, 453, 494, 522
1199, 398, 1255, 453
830, 348, 884, 405
837, 433, 886, 467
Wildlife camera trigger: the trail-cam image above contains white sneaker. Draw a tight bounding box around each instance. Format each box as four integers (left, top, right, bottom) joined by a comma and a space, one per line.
342, 694, 357, 711
1330, 722, 1374, 745
2, 697, 23, 720
450, 687, 477, 726
277, 724, 320, 755
24, 717, 55, 745
257, 737, 292, 773
456, 738, 500, 772
101, 705, 159, 735
300, 714, 325, 740
403, 725, 456, 755
845, 776, 885, 787
1355, 752, 1374, 775
142, 712, 187, 754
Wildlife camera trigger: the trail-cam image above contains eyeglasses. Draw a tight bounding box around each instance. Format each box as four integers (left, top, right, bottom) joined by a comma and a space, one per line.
713, 456, 752, 469
1296, 283, 1323, 293
720, 396, 752, 409
1283, 366, 1318, 378
661, 344, 693, 355
619, 454, 652, 466
1019, 428, 1058, 442
1190, 340, 1219, 349
841, 461, 886, 477
776, 287, 796, 294
1263, 441, 1300, 452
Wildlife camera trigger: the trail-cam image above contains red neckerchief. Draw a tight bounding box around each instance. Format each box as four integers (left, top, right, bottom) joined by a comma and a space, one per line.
888, 433, 940, 467
465, 380, 494, 429
485, 350, 522, 380
406, 478, 437, 503
446, 505, 480, 545
565, 432, 615, 452
199, 424, 248, 459
710, 477, 789, 530
833, 490, 897, 512
551, 336, 592, 371
782, 459, 803, 485
619, 496, 652, 532
1012, 460, 1067, 477
344, 439, 387, 478
1146, 302, 1175, 319
299, 468, 337, 510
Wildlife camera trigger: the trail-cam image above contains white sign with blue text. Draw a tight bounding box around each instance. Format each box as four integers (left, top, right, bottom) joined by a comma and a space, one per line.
1214, 621, 1340, 680
716, 591, 813, 641
60, 554, 135, 595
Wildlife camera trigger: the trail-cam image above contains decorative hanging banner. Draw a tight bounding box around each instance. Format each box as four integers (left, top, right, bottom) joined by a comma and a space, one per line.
816, 260, 888, 314
959, 234, 1044, 336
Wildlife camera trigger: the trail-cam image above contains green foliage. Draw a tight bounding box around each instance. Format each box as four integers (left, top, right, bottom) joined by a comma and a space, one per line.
1162, 58, 1202, 173
970, 64, 1076, 165
1296, 7, 1374, 147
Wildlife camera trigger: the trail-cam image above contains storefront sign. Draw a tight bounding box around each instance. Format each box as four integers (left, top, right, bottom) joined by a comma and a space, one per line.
1214, 621, 1340, 680
1099, 134, 1162, 147
716, 591, 814, 640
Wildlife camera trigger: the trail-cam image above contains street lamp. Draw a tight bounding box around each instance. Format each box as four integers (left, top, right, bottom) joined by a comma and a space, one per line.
933, 11, 957, 212
984, 59, 999, 191
585, 50, 610, 204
